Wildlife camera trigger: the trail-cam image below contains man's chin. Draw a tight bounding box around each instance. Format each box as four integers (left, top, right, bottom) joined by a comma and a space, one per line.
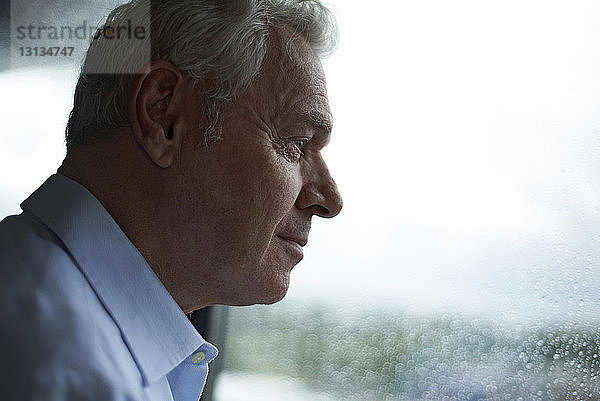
226, 273, 291, 307
257, 290, 288, 305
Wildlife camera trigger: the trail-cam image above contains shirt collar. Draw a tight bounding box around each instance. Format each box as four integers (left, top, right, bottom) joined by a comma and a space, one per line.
21, 174, 214, 385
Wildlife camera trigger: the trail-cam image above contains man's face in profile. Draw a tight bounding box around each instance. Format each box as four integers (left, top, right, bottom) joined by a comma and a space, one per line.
172, 29, 342, 307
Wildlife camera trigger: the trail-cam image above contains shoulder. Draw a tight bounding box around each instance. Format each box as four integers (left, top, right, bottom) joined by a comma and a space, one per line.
0, 213, 146, 401
0, 211, 95, 333
4, 364, 145, 401
0, 212, 76, 293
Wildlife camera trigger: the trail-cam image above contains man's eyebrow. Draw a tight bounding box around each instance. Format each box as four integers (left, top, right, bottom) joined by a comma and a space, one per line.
308, 110, 333, 134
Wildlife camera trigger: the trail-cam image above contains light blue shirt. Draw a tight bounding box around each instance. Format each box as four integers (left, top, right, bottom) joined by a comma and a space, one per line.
0, 174, 218, 401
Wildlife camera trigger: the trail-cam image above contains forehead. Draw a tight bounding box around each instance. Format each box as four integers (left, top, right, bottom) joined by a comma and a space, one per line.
251, 26, 332, 131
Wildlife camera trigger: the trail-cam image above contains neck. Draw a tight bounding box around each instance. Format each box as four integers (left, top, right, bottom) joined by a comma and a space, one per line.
58, 139, 214, 312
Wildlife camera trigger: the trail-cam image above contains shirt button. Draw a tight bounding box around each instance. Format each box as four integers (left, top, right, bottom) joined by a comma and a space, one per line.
191, 351, 206, 364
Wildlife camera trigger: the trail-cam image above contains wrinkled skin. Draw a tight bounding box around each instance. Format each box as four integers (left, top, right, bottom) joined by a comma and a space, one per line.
59, 27, 343, 312
170, 28, 343, 308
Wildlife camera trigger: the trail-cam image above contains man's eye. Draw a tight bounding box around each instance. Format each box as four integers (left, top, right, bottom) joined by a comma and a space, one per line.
292, 139, 308, 152
273, 137, 308, 161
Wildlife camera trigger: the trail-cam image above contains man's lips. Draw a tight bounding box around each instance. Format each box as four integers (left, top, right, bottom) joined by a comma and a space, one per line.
275, 234, 308, 247
274, 234, 307, 260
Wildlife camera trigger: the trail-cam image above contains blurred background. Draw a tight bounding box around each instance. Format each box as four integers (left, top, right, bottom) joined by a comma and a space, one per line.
2, 0, 600, 399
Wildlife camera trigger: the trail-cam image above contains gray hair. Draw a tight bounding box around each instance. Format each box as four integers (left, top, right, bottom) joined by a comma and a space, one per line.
65, 0, 338, 149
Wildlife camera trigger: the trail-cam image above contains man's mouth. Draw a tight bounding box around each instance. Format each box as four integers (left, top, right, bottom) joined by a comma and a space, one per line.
274, 234, 306, 258
275, 234, 308, 247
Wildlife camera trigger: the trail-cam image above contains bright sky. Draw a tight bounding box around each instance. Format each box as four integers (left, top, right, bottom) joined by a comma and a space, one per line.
2, 0, 600, 324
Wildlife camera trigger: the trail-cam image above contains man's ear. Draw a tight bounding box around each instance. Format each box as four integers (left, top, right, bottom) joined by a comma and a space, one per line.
128, 60, 189, 168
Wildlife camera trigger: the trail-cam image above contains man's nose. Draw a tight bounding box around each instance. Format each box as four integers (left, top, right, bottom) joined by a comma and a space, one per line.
296, 157, 343, 218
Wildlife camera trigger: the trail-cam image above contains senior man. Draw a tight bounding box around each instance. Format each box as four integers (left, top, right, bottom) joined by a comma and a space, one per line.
0, 0, 342, 400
